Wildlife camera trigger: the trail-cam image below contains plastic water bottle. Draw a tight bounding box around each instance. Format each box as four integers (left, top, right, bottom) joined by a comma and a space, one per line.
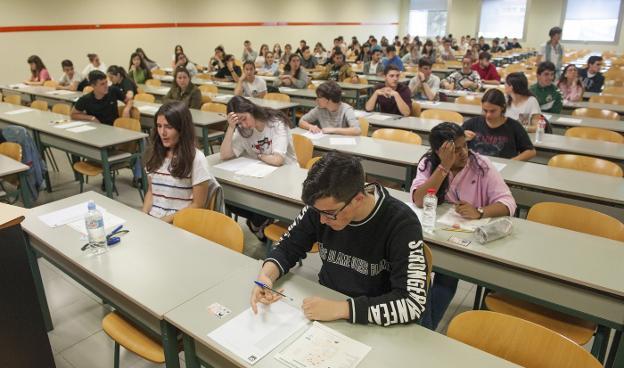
535, 115, 546, 143
422, 188, 438, 234
84, 201, 107, 256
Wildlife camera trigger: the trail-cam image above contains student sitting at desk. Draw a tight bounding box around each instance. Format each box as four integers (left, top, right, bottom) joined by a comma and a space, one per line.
439, 38, 456, 61
241, 40, 258, 63
163, 66, 202, 109
421, 40, 438, 65
209, 46, 226, 72
57, 60, 82, 91
362, 47, 383, 76
143, 101, 212, 223
174, 53, 198, 78
381, 45, 404, 71
128, 52, 152, 85
220, 96, 297, 239
463, 89, 536, 161
365, 65, 411, 117
412, 122, 515, 331
275, 54, 308, 89
317, 52, 358, 83
529, 61, 563, 114
107, 65, 137, 98
579, 56, 604, 93
273, 43, 283, 61
401, 41, 422, 67
471, 52, 500, 85
442, 56, 482, 91
71, 70, 133, 125
234, 61, 267, 98
300, 46, 318, 70
256, 52, 279, 76
82, 53, 107, 78
135, 48, 159, 71
25, 55, 51, 86
171, 45, 184, 68
215, 54, 241, 82
299, 81, 361, 136
408, 58, 440, 101
504, 72, 541, 132
557, 64, 584, 103
280, 43, 293, 65
251, 152, 428, 325
254, 44, 270, 69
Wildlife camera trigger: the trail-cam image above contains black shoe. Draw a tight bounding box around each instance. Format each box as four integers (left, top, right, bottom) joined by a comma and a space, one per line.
246, 219, 268, 242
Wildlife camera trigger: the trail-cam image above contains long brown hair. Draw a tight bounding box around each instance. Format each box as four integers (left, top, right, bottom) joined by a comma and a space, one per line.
145, 101, 197, 178
226, 95, 288, 126
27, 55, 46, 79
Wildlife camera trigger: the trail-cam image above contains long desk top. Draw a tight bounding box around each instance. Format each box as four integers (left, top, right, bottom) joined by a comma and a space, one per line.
0, 102, 147, 148
22, 191, 258, 319
207, 154, 624, 299
1, 84, 81, 103
288, 129, 624, 206
133, 100, 226, 128
165, 263, 519, 368
0, 153, 29, 176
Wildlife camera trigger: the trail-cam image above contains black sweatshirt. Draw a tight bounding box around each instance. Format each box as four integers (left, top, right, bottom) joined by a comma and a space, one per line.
265, 184, 428, 326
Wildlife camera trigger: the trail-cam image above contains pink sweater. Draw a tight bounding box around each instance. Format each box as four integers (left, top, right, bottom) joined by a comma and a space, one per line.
557, 82, 583, 102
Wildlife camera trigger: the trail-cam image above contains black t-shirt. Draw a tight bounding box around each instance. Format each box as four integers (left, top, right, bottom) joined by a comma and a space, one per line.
579, 68, 605, 93
215, 65, 242, 81
114, 77, 137, 96
462, 116, 534, 159
74, 86, 126, 125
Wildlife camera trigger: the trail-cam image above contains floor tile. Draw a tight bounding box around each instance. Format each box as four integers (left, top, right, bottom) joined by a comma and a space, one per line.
61, 331, 141, 368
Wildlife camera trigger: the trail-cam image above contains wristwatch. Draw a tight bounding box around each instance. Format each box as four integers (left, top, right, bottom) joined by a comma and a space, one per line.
477, 207, 484, 219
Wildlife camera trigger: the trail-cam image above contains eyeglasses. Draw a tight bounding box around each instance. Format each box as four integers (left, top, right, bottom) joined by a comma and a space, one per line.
310, 190, 361, 220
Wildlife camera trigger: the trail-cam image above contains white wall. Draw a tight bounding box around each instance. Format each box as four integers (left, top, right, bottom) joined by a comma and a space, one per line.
0, 0, 401, 83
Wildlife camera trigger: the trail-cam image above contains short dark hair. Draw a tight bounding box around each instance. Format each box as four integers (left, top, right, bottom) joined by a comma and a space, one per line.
88, 70, 107, 85
302, 152, 365, 205
243, 60, 255, 68
371, 48, 382, 55
383, 64, 400, 75
482, 88, 507, 113
587, 55, 603, 66
418, 58, 432, 68
386, 45, 396, 53
478, 51, 491, 61
215, 45, 224, 53
244, 40, 251, 44
316, 81, 342, 103
61, 59, 73, 68
301, 46, 310, 53
537, 61, 556, 75
549, 27, 562, 38
87, 53, 97, 62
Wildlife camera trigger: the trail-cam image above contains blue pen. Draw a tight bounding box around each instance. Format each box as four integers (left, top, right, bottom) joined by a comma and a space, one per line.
254, 281, 293, 301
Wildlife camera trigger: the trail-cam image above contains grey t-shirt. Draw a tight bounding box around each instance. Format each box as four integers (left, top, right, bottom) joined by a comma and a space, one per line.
301, 102, 360, 130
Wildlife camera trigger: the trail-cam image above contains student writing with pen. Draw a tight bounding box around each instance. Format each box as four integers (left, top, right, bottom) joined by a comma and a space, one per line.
410, 122, 516, 331
250, 152, 428, 325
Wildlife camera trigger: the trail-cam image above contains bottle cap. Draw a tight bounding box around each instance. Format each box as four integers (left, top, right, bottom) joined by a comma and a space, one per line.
427, 188, 437, 194
87, 200, 96, 210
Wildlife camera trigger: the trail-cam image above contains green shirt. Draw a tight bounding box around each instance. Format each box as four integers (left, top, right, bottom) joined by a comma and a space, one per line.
529, 83, 562, 113
129, 68, 149, 84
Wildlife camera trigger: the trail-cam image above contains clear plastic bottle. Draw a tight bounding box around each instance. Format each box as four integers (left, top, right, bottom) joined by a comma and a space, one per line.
422, 188, 438, 234
535, 115, 546, 143
84, 201, 107, 256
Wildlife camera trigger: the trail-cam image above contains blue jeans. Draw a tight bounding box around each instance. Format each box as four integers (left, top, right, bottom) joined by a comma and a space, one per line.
420, 273, 459, 330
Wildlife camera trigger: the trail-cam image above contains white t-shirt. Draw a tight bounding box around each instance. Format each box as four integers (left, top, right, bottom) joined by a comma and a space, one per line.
231, 118, 298, 166
59, 71, 83, 86
148, 148, 213, 218
241, 77, 267, 97
505, 96, 541, 121
81, 63, 107, 79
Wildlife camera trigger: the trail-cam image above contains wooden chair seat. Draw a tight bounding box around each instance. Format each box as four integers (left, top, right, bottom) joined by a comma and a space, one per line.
264, 223, 320, 253
102, 312, 165, 363
484, 293, 596, 345
73, 161, 103, 176
420, 109, 464, 124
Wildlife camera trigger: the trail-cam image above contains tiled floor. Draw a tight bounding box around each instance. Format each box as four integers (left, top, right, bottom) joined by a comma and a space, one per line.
9, 148, 609, 366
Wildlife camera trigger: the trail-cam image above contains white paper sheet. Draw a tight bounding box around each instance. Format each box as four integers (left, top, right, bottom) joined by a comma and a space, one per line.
556, 117, 582, 124
137, 105, 159, 114
329, 137, 357, 145
4, 108, 33, 115
275, 322, 371, 368
39, 202, 108, 228
213, 157, 279, 178
419, 101, 440, 106
46, 90, 75, 95
353, 110, 371, 118
67, 211, 126, 236
279, 87, 299, 92
492, 162, 506, 172
542, 114, 552, 120
9, 83, 28, 89
208, 302, 309, 365
404, 201, 424, 222
67, 125, 96, 133
301, 131, 325, 140
437, 208, 490, 231
52, 121, 88, 129
212, 95, 231, 103
367, 114, 393, 121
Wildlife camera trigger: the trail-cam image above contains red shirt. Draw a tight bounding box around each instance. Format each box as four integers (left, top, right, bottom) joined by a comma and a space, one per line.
471, 62, 500, 81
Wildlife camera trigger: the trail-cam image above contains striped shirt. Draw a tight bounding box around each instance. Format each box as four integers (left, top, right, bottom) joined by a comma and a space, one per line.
148, 148, 212, 218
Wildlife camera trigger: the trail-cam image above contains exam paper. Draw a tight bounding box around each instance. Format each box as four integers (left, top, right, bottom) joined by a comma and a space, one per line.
367, 114, 393, 121
52, 121, 88, 129
437, 208, 490, 231
39, 202, 108, 228
279, 87, 299, 92
46, 90, 75, 95
301, 131, 325, 140
208, 302, 309, 365
4, 108, 33, 115
404, 201, 424, 222
329, 137, 357, 145
67, 125, 96, 133
353, 110, 371, 118
213, 157, 279, 178
137, 105, 159, 114
556, 117, 582, 124
492, 162, 506, 172
275, 322, 371, 368
67, 211, 126, 236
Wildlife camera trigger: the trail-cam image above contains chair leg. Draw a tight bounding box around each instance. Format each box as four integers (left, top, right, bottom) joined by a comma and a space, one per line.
78, 174, 84, 193
473, 286, 484, 310
605, 329, 622, 368
591, 325, 611, 363
114, 341, 120, 368
45, 147, 59, 172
